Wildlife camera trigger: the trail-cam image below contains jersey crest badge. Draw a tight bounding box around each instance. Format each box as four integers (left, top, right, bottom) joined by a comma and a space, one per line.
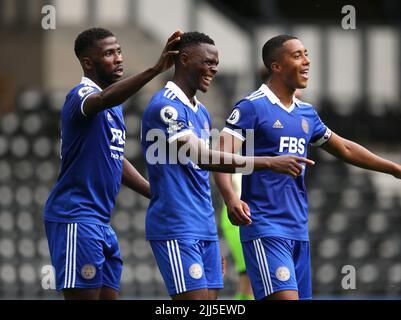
301, 118, 309, 134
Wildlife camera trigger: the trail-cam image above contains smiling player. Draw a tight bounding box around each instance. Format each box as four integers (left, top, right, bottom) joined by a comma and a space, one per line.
214, 34, 401, 300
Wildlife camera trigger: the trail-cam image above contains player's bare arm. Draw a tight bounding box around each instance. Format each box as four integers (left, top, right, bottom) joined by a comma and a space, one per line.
122, 158, 151, 199
322, 132, 401, 179
175, 132, 314, 174
83, 30, 182, 115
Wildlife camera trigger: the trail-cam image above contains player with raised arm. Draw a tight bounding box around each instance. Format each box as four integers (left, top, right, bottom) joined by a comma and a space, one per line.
213, 35, 401, 300
44, 27, 182, 300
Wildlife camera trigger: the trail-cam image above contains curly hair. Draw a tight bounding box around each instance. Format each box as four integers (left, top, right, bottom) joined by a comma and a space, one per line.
176, 31, 215, 50
74, 27, 114, 58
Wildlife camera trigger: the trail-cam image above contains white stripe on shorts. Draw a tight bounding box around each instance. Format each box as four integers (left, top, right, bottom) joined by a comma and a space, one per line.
257, 238, 273, 295
167, 240, 186, 294
64, 223, 77, 289
253, 239, 273, 296
174, 240, 186, 292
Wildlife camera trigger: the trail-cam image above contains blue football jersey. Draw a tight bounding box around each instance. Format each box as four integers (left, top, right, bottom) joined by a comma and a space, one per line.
141, 81, 217, 241
224, 84, 331, 241
44, 77, 126, 226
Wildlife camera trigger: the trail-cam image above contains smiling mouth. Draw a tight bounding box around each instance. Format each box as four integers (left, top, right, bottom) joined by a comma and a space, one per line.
202, 75, 213, 85
114, 67, 124, 75
300, 69, 309, 79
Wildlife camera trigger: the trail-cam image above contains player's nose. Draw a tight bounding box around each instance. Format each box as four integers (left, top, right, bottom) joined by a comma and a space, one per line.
115, 53, 123, 64
210, 65, 218, 75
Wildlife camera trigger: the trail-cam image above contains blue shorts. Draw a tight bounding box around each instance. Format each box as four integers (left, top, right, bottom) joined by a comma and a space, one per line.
45, 221, 123, 291
242, 236, 311, 300
150, 239, 224, 296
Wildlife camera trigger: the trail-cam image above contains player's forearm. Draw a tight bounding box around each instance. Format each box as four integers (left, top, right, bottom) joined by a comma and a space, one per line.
199, 153, 271, 172
101, 67, 161, 107
122, 159, 151, 199
330, 139, 398, 175
179, 135, 271, 173
213, 172, 238, 204
197, 150, 247, 173
198, 149, 279, 173
88, 67, 161, 114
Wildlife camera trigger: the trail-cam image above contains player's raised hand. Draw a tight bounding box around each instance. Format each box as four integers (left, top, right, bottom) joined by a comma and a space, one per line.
153, 30, 183, 73
226, 197, 252, 226
266, 155, 315, 179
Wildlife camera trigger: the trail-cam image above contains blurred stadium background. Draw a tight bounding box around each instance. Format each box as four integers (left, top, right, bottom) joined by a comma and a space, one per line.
1, 0, 401, 299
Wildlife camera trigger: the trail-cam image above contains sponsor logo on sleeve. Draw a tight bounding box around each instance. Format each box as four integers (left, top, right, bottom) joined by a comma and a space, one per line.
78, 86, 95, 98
226, 108, 240, 125
324, 128, 332, 140
167, 122, 185, 134
160, 106, 178, 123
107, 112, 113, 122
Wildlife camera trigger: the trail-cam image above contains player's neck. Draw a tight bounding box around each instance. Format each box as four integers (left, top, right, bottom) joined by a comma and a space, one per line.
84, 73, 107, 90
171, 76, 196, 106
266, 80, 295, 108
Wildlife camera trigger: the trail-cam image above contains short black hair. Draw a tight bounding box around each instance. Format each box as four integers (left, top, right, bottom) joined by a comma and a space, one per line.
176, 31, 215, 51
74, 27, 115, 58
262, 34, 298, 78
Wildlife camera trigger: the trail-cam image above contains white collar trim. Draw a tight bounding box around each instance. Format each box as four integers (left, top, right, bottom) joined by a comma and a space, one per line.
80, 77, 103, 92
259, 84, 296, 113
165, 81, 199, 112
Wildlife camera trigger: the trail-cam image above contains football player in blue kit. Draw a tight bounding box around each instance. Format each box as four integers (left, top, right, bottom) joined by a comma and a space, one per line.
43, 27, 182, 300
214, 35, 401, 300
141, 32, 315, 300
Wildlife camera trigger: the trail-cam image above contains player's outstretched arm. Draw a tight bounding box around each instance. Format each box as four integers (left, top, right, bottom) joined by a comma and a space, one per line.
121, 158, 151, 199
322, 132, 401, 178
175, 132, 315, 176
83, 30, 183, 116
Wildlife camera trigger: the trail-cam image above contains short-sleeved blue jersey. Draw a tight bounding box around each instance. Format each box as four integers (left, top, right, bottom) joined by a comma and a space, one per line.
141, 81, 217, 241
224, 84, 331, 241
44, 77, 126, 226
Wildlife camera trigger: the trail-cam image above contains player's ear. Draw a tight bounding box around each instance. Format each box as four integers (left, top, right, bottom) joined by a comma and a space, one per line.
271, 61, 281, 74
179, 51, 190, 66
81, 57, 93, 71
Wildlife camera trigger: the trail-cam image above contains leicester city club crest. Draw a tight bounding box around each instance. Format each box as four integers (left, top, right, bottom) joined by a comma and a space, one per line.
301, 118, 309, 134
